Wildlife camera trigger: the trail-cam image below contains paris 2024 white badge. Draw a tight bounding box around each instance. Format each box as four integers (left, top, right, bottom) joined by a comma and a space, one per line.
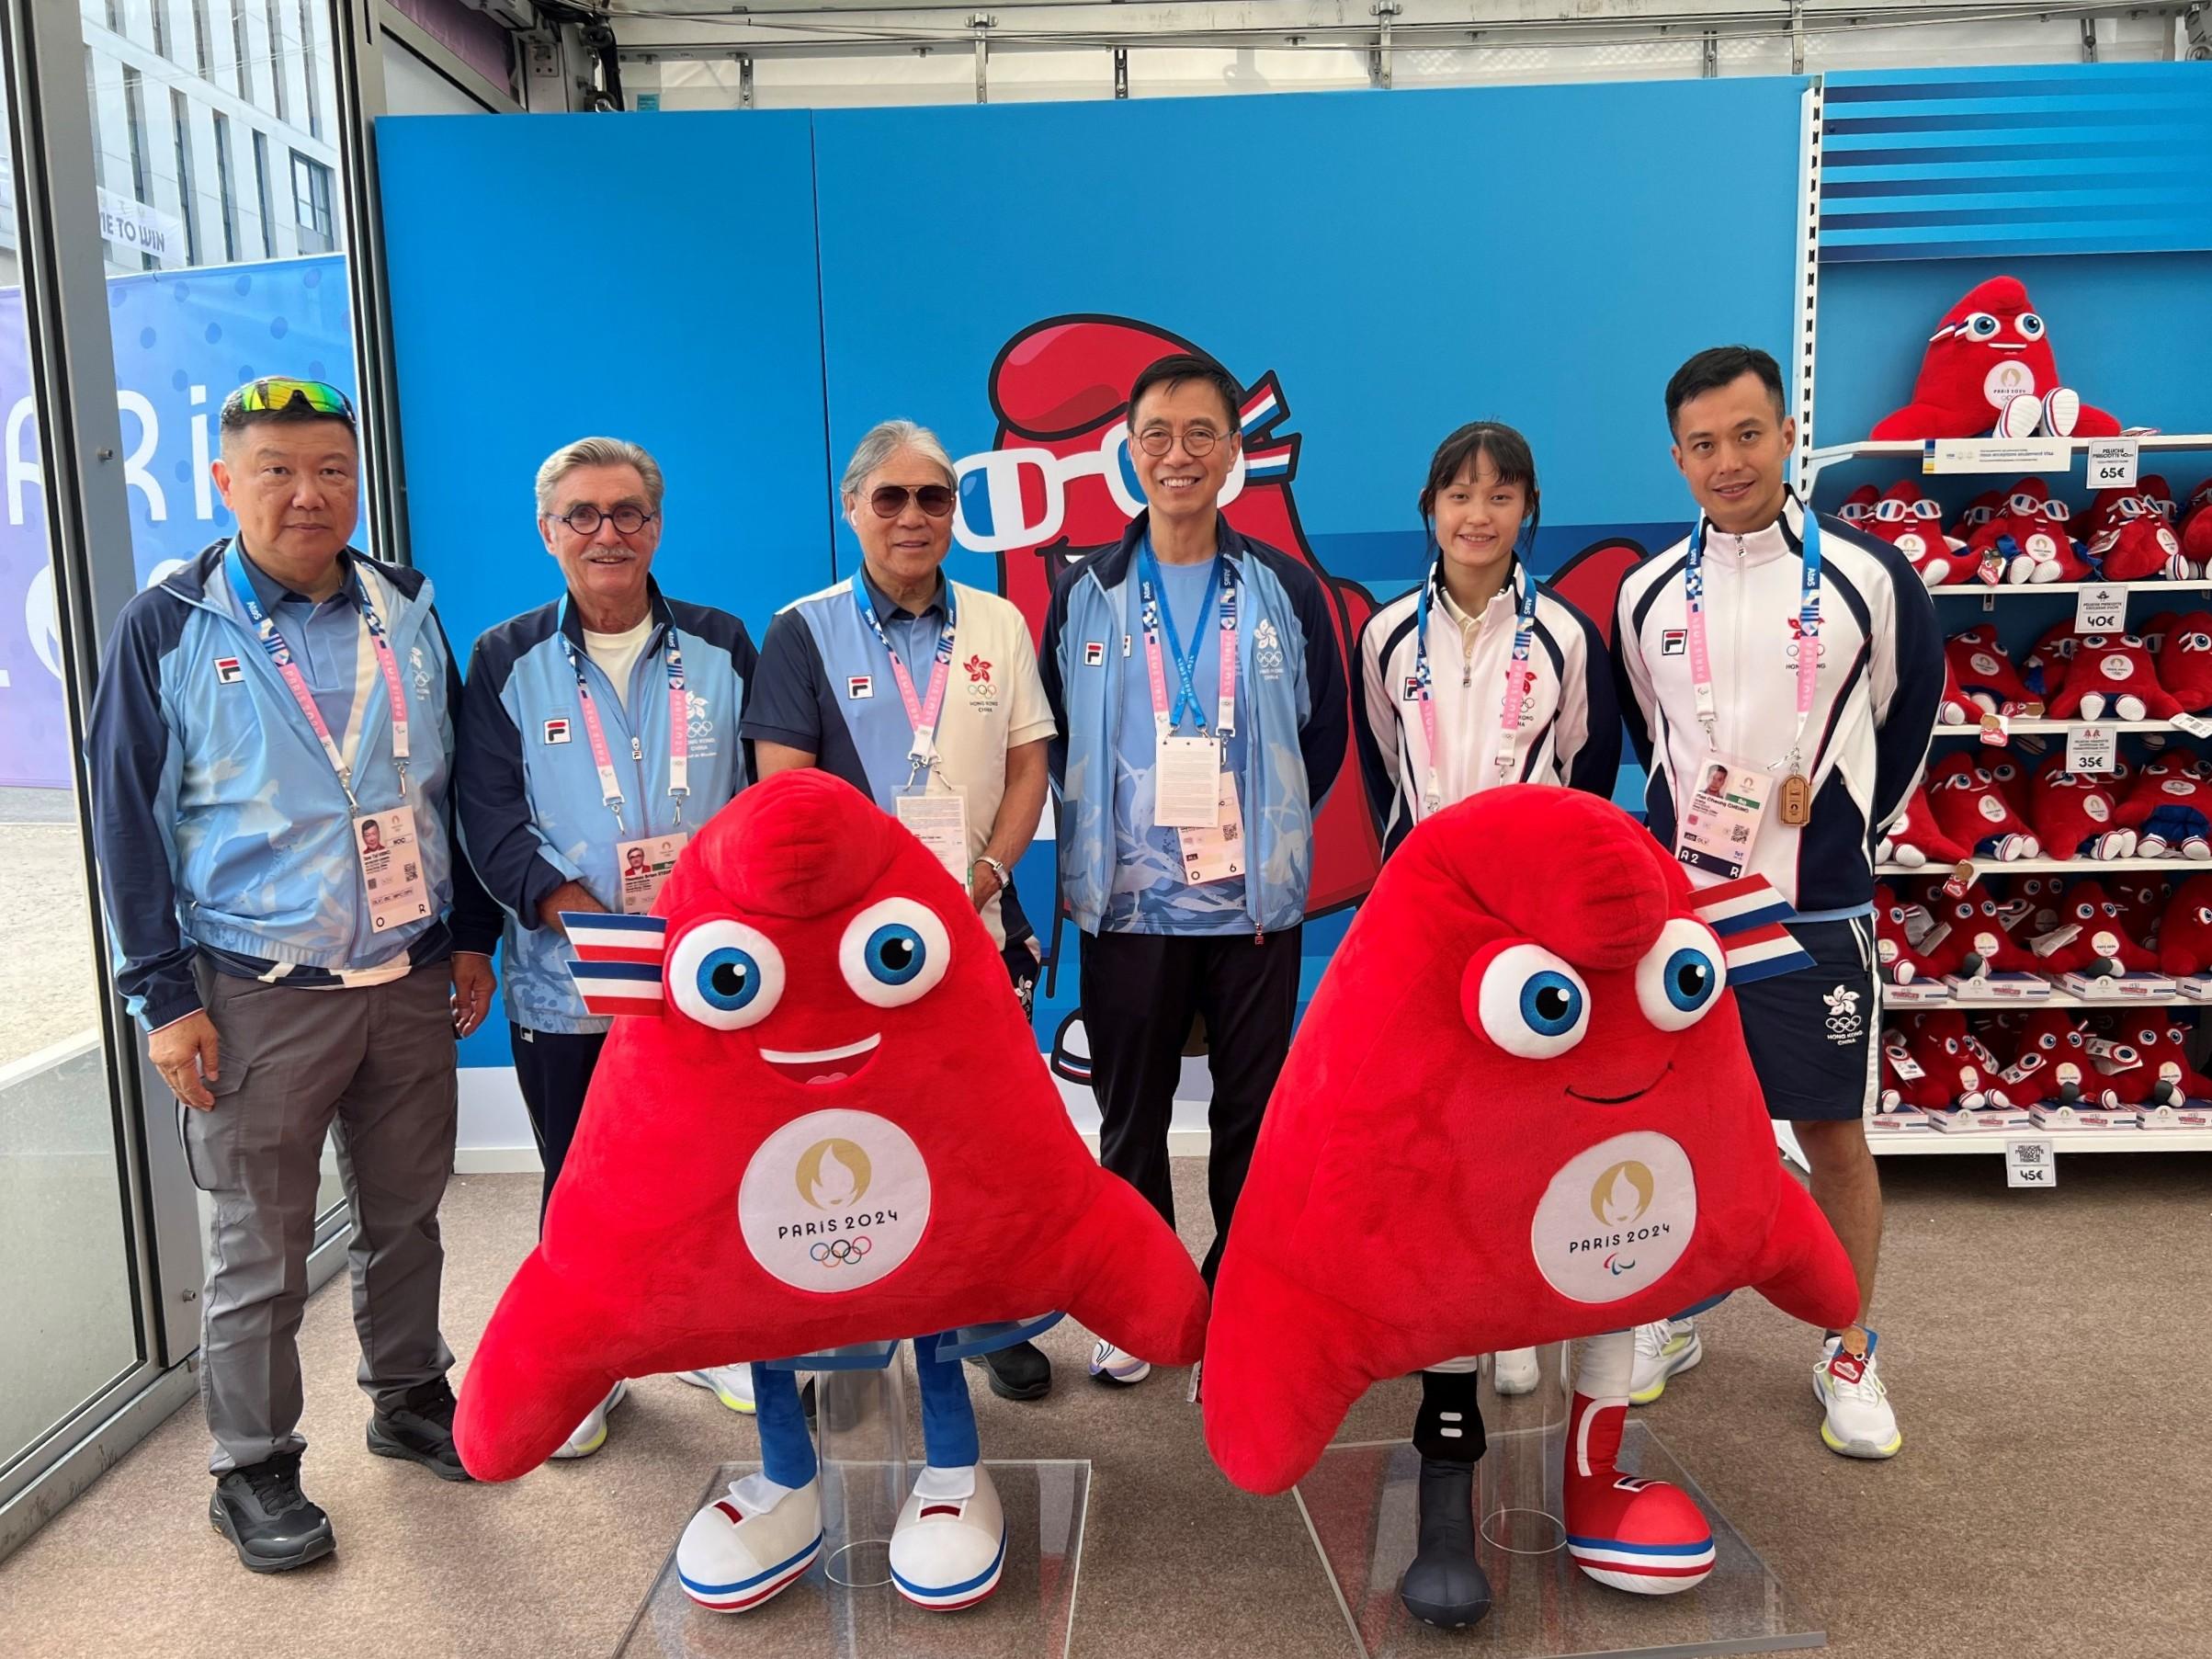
1528, 1131, 1696, 1304
738, 1109, 932, 1291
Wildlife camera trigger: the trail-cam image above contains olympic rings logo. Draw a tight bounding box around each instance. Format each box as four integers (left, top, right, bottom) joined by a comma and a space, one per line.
809, 1235, 873, 1267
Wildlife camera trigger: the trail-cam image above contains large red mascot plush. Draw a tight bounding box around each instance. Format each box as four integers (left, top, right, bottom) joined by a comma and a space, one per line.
1870, 275, 2122, 441
1199, 787, 1857, 1605
453, 772, 1208, 1611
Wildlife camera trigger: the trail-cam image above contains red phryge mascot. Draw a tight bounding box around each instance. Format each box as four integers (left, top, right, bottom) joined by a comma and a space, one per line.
1200, 787, 1857, 1619
1870, 275, 2122, 441
452, 772, 1208, 1614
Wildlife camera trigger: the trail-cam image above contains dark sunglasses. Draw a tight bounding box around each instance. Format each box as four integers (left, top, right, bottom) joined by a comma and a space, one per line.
868, 484, 955, 519
227, 377, 357, 425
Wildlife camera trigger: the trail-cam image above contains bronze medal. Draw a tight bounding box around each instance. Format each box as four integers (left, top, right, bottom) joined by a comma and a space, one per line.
1777, 770, 1812, 826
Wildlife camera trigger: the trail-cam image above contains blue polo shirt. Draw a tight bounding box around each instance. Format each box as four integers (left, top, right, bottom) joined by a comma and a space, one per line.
1106, 549, 1250, 935
240, 548, 367, 742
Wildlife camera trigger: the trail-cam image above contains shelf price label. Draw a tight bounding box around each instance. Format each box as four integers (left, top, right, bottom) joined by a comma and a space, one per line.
2066, 723, 2118, 774
2005, 1136, 2057, 1188
2174, 712, 2212, 738
2075, 583, 2128, 634
1923, 437, 2071, 474
2085, 438, 2139, 490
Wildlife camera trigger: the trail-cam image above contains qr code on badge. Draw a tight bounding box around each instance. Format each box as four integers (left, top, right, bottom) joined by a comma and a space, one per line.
404, 861, 419, 882
367, 877, 380, 891
1222, 822, 1241, 842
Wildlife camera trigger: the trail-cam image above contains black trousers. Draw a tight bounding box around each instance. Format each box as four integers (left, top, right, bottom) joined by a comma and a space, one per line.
1078, 925, 1302, 1285
510, 1023, 607, 1229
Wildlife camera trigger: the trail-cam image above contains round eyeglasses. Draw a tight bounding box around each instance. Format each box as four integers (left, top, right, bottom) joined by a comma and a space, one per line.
1133, 426, 1225, 459
553, 505, 657, 537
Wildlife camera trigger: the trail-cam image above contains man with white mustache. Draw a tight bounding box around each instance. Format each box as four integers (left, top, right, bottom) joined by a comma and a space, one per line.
458, 436, 760, 1453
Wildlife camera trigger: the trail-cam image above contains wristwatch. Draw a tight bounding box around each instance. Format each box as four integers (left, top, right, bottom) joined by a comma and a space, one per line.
975, 855, 1011, 889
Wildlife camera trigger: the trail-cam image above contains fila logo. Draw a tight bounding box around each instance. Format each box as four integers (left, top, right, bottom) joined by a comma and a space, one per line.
213, 656, 244, 685
1083, 642, 1106, 668
543, 718, 572, 744
1403, 676, 1422, 701
1662, 629, 1687, 657
847, 675, 874, 699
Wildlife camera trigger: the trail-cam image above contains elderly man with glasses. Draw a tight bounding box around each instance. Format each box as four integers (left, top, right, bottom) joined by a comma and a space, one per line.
457, 436, 760, 1456
741, 417, 1059, 1406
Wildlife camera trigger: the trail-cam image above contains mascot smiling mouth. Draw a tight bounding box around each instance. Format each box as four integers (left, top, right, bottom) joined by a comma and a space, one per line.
1567, 1062, 1673, 1106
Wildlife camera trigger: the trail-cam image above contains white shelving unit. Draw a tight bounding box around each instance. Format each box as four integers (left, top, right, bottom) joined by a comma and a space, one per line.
1931, 581, 2212, 599
1866, 1125, 2212, 1157
1801, 432, 2212, 494
1878, 856, 2204, 875
1928, 719, 2178, 738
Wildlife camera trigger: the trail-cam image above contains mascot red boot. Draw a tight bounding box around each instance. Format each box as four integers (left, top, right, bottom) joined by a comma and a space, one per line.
452, 772, 1208, 1614
1198, 787, 1857, 1618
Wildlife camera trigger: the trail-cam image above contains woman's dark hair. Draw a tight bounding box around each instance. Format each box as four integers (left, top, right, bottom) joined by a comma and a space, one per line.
1419, 421, 1540, 565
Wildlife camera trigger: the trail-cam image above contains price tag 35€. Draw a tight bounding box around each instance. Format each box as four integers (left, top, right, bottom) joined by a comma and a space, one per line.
2074, 583, 2128, 634
2066, 723, 2118, 774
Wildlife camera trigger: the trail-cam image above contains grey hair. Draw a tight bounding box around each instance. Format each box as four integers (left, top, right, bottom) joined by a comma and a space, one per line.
839, 419, 957, 502
535, 437, 666, 517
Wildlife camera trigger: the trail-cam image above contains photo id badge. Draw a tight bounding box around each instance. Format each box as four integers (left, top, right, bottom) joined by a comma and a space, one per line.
1178, 771, 1245, 887
356, 805, 431, 933
1674, 755, 1773, 881
616, 832, 686, 916
1156, 734, 1223, 828
895, 788, 970, 886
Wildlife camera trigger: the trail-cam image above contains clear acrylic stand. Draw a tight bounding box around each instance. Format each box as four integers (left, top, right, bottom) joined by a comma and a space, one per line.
617, 1342, 1090, 1659
1476, 1343, 1571, 1561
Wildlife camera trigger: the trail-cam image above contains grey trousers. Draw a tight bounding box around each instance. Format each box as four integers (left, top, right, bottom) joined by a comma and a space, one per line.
181, 961, 459, 1474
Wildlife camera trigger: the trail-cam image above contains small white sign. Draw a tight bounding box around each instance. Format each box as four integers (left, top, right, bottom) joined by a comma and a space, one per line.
2074, 584, 2128, 634
2066, 723, 2118, 774
1923, 437, 2071, 475
2005, 1136, 2057, 1188
2173, 712, 2212, 738
2085, 438, 2140, 490
96, 187, 185, 268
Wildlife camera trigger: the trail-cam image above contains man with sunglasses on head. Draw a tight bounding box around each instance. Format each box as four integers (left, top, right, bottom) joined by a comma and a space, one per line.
1039, 353, 1348, 1388
743, 418, 1059, 1403
458, 437, 758, 1454
85, 377, 504, 1574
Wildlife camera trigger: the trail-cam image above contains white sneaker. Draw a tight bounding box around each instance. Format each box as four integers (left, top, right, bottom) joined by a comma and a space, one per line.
678, 1472, 823, 1612
550, 1379, 627, 1460
1492, 1347, 1541, 1396
889, 1464, 1006, 1610
681, 1363, 757, 1414
1628, 1319, 1703, 1405
1088, 1339, 1151, 1386
1813, 1335, 1901, 1460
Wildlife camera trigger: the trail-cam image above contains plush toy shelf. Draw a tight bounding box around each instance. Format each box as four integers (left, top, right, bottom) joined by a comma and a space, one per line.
1877, 857, 2204, 875
1861, 1125, 2212, 1156
1927, 719, 2179, 738
1927, 580, 2212, 598
1803, 433, 2212, 492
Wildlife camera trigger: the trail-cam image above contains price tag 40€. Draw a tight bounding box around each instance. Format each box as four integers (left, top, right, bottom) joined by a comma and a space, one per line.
2074, 583, 2128, 635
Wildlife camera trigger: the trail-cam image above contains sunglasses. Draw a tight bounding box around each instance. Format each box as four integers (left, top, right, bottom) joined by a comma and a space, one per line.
868, 484, 955, 519
229, 377, 357, 424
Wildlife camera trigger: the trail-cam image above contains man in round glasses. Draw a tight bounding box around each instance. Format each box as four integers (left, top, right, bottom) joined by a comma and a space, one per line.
456, 436, 759, 1454
743, 418, 1059, 1413
85, 376, 505, 1573
1038, 353, 1349, 1387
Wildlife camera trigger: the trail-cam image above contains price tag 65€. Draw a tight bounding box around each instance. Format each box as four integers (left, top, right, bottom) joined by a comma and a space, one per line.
2085, 438, 2138, 490
2066, 723, 2118, 774
2074, 583, 2128, 634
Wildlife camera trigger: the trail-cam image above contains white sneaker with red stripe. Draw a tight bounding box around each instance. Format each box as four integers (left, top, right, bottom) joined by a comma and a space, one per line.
889, 1463, 1005, 1610
679, 1363, 757, 1414
1814, 1334, 1901, 1460
1563, 1391, 1716, 1595
677, 1473, 822, 1612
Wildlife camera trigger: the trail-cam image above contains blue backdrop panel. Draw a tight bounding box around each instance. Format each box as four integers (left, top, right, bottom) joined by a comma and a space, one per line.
377, 110, 833, 1062
1821, 64, 2212, 264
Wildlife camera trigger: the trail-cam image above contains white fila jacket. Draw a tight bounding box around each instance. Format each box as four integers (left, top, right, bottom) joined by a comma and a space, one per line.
1612, 492, 1943, 919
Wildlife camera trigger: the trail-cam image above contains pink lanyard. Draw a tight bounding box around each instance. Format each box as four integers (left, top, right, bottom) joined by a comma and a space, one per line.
226, 546, 407, 810
561, 608, 690, 835
1413, 562, 1539, 810
853, 574, 960, 784
1683, 508, 1823, 764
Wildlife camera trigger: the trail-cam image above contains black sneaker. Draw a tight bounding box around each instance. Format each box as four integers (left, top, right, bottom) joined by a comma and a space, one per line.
210, 1452, 335, 1574
1399, 1458, 1492, 1629
367, 1377, 473, 1482
965, 1340, 1053, 1402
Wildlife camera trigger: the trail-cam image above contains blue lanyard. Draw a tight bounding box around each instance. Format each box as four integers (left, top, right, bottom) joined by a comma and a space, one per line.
1139, 543, 1231, 733
1412, 560, 1543, 804
558, 600, 691, 833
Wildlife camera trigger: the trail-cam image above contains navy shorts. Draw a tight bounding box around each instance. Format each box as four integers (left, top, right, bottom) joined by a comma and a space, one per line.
1733, 917, 1877, 1122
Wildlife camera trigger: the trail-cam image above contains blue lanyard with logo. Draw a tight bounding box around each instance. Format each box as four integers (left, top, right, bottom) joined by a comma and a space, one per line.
1139, 543, 1237, 736
852, 574, 959, 787
226, 545, 407, 811
1684, 504, 1822, 823
1412, 559, 1541, 811
558, 600, 691, 835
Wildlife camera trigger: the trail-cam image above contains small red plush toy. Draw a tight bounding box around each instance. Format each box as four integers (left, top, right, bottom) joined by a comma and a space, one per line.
2022, 754, 2133, 859
1838, 483, 1878, 527
1870, 275, 2121, 440
1967, 479, 2093, 585
2118, 751, 2212, 859
1904, 1011, 2009, 1109
2180, 478, 2212, 570
2084, 482, 2189, 584
2142, 609, 2212, 713
2031, 879, 2159, 978
1915, 879, 2041, 977
1936, 658, 1977, 727
2155, 873, 2212, 975
2084, 1012, 2162, 1106
2047, 635, 2183, 722
2023, 619, 2084, 701
1999, 871, 2070, 941
1872, 881, 1941, 984
1923, 751, 2040, 860
1880, 1021, 1952, 1114
1866, 479, 1974, 586
1945, 626, 2045, 717
2110, 869, 2171, 950
1985, 747, 2036, 815
1878, 784, 1977, 871
1949, 489, 2006, 546
2140, 1020, 2212, 1106
1994, 1008, 2093, 1106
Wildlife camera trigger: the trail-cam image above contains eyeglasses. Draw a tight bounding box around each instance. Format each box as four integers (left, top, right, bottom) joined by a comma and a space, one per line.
868, 484, 955, 519
1132, 425, 1227, 458
552, 504, 658, 536
228, 377, 356, 425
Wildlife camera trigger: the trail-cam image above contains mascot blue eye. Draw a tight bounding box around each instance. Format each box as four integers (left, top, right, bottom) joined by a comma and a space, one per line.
1637, 920, 1726, 1032
864, 924, 926, 986
1520, 972, 1583, 1037
698, 947, 763, 1010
